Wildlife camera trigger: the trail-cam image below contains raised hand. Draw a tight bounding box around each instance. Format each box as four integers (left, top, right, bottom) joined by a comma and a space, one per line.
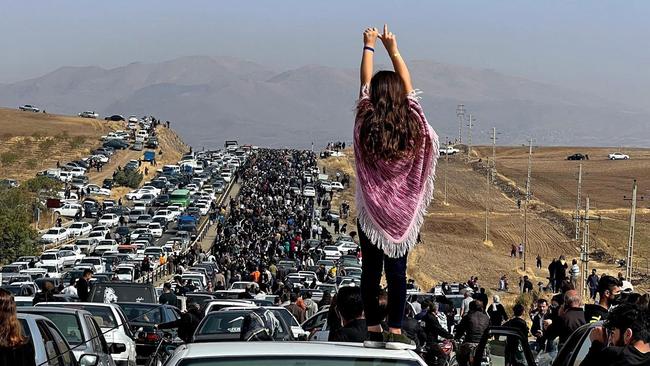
378, 24, 398, 54
363, 27, 379, 47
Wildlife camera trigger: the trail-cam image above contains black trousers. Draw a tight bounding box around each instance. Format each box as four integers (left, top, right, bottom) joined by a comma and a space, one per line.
358, 222, 408, 329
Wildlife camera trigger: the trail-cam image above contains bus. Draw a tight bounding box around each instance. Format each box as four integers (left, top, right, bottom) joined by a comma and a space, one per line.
169, 189, 191, 207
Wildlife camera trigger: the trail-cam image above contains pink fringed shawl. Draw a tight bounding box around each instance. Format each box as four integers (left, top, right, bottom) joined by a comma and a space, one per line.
354, 87, 439, 258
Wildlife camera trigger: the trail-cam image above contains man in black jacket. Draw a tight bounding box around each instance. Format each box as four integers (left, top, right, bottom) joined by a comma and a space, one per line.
422, 302, 454, 366
581, 303, 650, 366
531, 299, 551, 352
156, 301, 202, 343
455, 300, 490, 366
585, 275, 622, 323
76, 269, 93, 302
328, 286, 366, 342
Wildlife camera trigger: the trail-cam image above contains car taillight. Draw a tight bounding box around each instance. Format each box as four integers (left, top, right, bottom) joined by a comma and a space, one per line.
139, 331, 161, 343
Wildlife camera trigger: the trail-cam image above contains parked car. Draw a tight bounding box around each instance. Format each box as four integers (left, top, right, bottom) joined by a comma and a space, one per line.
131, 141, 144, 151
18, 307, 123, 365
40, 227, 70, 244
19, 104, 40, 112
53, 203, 84, 218
17, 313, 103, 366
35, 302, 138, 366
78, 111, 99, 118
440, 146, 461, 155
115, 302, 180, 365
68, 221, 93, 236
567, 153, 587, 160
103, 139, 130, 150
98, 214, 120, 227
608, 152, 630, 160
105, 114, 126, 121
57, 249, 85, 267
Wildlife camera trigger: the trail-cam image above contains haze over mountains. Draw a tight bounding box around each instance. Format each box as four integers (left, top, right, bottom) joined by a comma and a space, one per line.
1, 55, 648, 148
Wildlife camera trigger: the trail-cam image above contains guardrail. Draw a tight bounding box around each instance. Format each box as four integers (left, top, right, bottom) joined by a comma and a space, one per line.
135, 178, 237, 284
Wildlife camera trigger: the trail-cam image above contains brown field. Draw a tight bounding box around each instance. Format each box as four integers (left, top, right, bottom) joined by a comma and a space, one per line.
321, 146, 648, 299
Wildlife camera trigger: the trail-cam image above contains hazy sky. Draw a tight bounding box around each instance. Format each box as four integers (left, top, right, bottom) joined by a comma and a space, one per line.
1, 0, 648, 108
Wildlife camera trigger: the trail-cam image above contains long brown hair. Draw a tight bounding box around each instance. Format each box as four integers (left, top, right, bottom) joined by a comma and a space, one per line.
358, 71, 422, 162
0, 288, 26, 347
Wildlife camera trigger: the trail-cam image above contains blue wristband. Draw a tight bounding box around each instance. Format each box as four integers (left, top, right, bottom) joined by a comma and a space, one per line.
363, 46, 375, 52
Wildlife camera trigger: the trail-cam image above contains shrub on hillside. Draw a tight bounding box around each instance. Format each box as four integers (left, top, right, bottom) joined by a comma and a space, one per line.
1, 151, 19, 166
114, 169, 143, 188
69, 136, 86, 149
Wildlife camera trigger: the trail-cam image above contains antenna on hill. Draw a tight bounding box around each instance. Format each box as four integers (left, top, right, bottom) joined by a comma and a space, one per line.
466, 114, 475, 160
456, 104, 465, 144
485, 127, 500, 243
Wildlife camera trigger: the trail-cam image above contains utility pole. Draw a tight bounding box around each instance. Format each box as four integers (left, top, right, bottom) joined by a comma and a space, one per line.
491, 127, 497, 179
581, 197, 590, 298
485, 166, 490, 242
523, 138, 533, 271
466, 114, 474, 160
456, 104, 465, 144
444, 137, 449, 206
575, 164, 582, 244
624, 180, 640, 280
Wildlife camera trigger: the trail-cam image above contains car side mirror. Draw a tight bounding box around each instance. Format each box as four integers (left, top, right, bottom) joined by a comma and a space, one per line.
109, 342, 127, 354
79, 354, 99, 366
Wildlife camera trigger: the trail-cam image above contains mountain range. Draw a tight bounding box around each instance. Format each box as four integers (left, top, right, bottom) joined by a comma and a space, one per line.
1, 55, 648, 148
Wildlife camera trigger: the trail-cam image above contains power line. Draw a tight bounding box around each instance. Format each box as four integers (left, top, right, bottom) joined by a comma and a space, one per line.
523, 138, 533, 271
456, 104, 465, 144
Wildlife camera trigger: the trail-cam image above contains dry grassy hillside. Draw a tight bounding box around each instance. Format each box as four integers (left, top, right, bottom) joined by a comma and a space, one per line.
321, 146, 647, 296
0, 108, 188, 186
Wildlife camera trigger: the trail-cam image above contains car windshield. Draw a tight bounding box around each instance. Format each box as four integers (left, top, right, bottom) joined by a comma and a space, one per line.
42, 266, 57, 272
71, 223, 84, 229
46, 229, 59, 235
197, 311, 248, 335
179, 357, 419, 366
118, 304, 162, 324
41, 254, 56, 260
37, 313, 84, 345
59, 305, 118, 329
81, 258, 100, 264
323, 246, 338, 251
271, 308, 299, 327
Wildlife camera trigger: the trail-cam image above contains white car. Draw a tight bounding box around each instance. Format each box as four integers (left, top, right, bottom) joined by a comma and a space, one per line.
57, 250, 84, 267
35, 302, 138, 366
59, 244, 83, 256
330, 182, 344, 191
167, 205, 183, 219
440, 146, 461, 155
147, 222, 163, 238
78, 111, 99, 119
608, 152, 630, 160
98, 214, 119, 227
125, 188, 156, 200
19, 104, 40, 112
322, 245, 341, 260
78, 257, 103, 273
40, 227, 70, 244
53, 203, 84, 218
67, 221, 93, 237
321, 181, 332, 192
185, 184, 199, 193
221, 172, 232, 182
83, 184, 111, 196
65, 167, 87, 177
154, 209, 175, 222
36, 264, 62, 278
336, 242, 358, 255
129, 228, 151, 241
39, 252, 64, 268
88, 154, 110, 164
303, 186, 316, 197
195, 203, 210, 216
115, 264, 136, 282
140, 185, 161, 196
87, 230, 107, 241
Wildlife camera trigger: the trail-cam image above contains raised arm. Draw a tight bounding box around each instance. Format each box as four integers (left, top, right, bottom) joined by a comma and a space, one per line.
379, 24, 413, 93
360, 27, 379, 91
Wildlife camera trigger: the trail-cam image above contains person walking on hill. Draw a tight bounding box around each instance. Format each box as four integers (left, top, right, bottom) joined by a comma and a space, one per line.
355, 24, 439, 350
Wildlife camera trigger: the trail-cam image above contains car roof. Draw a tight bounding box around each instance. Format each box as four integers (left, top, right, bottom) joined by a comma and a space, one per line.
19, 306, 89, 316
171, 341, 420, 360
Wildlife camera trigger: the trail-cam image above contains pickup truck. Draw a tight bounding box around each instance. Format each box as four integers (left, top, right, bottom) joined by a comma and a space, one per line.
440, 146, 461, 155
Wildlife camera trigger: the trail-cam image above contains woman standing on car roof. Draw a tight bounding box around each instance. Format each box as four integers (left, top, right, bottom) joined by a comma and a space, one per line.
0, 289, 36, 366
355, 24, 439, 350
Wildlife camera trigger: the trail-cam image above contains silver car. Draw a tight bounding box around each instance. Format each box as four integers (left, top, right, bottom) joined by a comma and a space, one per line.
17, 312, 110, 366
164, 342, 427, 365
19, 307, 124, 365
